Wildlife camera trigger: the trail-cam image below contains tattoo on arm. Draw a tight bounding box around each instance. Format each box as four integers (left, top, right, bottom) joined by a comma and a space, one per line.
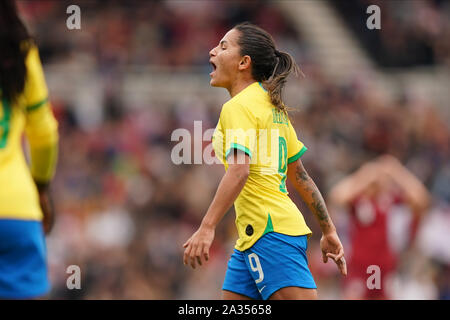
295, 163, 333, 231
312, 191, 328, 221
311, 190, 332, 230
296, 165, 309, 182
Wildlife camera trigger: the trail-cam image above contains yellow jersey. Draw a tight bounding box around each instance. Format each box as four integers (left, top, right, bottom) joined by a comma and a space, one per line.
0, 45, 58, 221
212, 82, 312, 251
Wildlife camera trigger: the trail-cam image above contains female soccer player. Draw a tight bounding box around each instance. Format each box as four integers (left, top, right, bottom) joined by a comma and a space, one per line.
329, 155, 430, 299
0, 0, 58, 299
183, 22, 346, 300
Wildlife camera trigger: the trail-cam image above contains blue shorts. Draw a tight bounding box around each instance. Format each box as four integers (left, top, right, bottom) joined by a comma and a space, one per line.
0, 219, 50, 299
222, 232, 317, 300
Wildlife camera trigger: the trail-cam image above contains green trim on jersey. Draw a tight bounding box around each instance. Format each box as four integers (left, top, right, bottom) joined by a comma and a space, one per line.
225, 142, 252, 159
258, 82, 267, 92
288, 145, 308, 164
262, 213, 274, 236
0, 97, 11, 149
26, 97, 48, 112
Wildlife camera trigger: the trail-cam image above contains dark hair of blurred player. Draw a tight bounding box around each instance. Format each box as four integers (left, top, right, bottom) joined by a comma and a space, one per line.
0, 0, 32, 102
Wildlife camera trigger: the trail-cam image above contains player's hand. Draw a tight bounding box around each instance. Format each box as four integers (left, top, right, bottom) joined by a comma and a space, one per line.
320, 231, 347, 276
36, 182, 55, 235
183, 225, 215, 269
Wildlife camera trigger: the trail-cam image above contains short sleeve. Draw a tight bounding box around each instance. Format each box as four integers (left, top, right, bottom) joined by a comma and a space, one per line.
23, 46, 49, 111
287, 120, 307, 164
219, 101, 257, 160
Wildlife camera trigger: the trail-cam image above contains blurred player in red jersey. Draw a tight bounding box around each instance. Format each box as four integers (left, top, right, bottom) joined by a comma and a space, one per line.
329, 155, 430, 299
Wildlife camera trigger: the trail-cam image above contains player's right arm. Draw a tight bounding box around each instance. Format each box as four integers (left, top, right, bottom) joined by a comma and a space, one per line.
183, 150, 250, 269
183, 101, 256, 269
23, 45, 59, 234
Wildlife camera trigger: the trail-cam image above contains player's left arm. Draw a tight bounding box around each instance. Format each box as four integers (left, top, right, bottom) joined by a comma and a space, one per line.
287, 159, 347, 276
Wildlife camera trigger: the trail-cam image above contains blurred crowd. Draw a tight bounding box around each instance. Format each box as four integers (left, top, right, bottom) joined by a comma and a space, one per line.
334, 0, 450, 67
19, 0, 307, 68
16, 1, 450, 299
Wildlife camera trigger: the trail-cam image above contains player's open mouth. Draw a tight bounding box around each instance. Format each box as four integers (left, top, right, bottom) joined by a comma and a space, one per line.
210, 61, 217, 76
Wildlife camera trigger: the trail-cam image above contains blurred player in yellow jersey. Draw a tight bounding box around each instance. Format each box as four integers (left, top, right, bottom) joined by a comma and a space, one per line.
183, 22, 346, 300
0, 0, 58, 298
